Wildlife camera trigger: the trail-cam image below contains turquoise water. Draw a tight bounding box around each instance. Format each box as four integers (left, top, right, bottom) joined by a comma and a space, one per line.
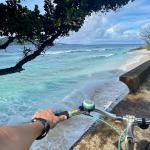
0, 44, 144, 149
0, 44, 142, 124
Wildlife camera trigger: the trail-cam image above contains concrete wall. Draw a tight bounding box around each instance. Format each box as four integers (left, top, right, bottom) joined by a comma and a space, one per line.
120, 60, 150, 93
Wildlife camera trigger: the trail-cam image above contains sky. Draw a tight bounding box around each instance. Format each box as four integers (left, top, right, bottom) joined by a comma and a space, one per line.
0, 0, 150, 44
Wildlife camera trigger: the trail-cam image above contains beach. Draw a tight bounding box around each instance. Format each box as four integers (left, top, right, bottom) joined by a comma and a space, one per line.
31, 46, 150, 150
0, 44, 149, 150
0, 0, 150, 149
72, 48, 150, 150
120, 49, 150, 71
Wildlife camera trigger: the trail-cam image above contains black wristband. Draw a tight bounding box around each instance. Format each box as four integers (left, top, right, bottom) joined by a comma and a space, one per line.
31, 118, 50, 140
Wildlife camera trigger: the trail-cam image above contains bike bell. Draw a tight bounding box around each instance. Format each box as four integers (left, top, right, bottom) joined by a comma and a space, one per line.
82, 100, 95, 111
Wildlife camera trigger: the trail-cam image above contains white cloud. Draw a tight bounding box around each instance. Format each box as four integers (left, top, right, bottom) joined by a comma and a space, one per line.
123, 30, 139, 38
58, 13, 111, 44
104, 24, 127, 38
59, 0, 150, 44
1, 0, 150, 44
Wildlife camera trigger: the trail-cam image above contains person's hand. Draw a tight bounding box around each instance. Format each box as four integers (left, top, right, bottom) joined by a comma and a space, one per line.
32, 109, 67, 129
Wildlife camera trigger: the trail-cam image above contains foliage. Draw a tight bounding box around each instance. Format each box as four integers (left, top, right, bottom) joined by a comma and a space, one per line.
0, 0, 134, 75
141, 25, 150, 44
146, 44, 150, 51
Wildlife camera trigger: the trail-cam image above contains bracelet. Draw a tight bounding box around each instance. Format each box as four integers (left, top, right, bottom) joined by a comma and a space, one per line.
31, 118, 50, 140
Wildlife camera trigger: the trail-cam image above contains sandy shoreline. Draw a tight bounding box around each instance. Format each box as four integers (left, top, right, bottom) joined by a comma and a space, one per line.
103, 48, 150, 112
121, 49, 150, 71
72, 48, 150, 150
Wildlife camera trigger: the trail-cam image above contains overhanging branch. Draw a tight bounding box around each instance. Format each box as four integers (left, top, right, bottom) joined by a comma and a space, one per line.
0, 37, 16, 49
26, 38, 38, 47
0, 66, 24, 76
0, 31, 61, 76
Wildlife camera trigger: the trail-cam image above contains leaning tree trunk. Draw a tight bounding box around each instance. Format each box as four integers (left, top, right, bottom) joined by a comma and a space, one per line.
0, 31, 61, 76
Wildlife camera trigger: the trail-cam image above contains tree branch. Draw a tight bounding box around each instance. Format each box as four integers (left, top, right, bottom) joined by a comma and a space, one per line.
26, 38, 38, 47
0, 32, 61, 76
0, 37, 16, 49
0, 66, 24, 76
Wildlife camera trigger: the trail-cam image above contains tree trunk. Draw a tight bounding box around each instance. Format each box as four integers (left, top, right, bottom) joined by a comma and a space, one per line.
0, 37, 16, 49
0, 66, 23, 75
0, 31, 61, 76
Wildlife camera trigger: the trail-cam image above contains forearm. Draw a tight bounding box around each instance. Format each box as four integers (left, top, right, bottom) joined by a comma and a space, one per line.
0, 109, 66, 150
0, 122, 43, 150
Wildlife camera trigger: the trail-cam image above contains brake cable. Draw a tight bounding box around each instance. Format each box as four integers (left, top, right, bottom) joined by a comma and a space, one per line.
95, 116, 120, 135
118, 128, 127, 150
97, 117, 127, 150
81, 100, 126, 150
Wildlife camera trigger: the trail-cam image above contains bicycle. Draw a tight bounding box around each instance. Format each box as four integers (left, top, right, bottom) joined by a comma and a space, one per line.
55, 100, 150, 150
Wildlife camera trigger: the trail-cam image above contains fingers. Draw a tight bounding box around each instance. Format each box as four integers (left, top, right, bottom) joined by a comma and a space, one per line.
53, 115, 67, 124
58, 115, 67, 121
47, 109, 67, 122
32, 109, 67, 129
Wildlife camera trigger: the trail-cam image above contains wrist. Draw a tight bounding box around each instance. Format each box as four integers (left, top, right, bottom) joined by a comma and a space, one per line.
32, 121, 44, 130
31, 118, 50, 140
31, 121, 43, 138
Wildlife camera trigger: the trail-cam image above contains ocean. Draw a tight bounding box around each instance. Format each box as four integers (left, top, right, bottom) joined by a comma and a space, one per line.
0, 44, 144, 149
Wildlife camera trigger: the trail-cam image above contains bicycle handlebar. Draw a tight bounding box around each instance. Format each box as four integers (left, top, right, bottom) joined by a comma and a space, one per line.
55, 111, 70, 119
55, 100, 150, 127
55, 100, 150, 150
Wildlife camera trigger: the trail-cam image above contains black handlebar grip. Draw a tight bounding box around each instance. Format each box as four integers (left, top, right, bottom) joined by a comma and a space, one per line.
55, 111, 70, 119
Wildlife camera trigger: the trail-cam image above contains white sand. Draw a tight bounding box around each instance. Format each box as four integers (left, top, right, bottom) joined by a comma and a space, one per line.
120, 49, 150, 71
